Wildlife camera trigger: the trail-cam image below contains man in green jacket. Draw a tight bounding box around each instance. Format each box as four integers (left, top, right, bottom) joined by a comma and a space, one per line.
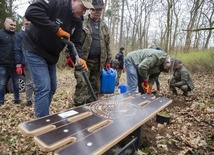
168, 59, 194, 96
125, 49, 171, 94
73, 0, 111, 106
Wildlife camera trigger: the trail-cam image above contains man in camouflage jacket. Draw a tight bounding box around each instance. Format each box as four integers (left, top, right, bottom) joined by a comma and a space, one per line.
168, 59, 194, 96
73, 0, 111, 106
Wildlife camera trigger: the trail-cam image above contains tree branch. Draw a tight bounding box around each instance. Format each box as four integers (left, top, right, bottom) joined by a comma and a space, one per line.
182, 27, 214, 31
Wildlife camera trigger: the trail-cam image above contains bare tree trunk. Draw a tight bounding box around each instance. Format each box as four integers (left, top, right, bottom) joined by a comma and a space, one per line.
102, 0, 108, 20
119, 0, 125, 47
110, 0, 117, 51
184, 0, 204, 52
203, 4, 214, 49
171, 2, 180, 52
164, 0, 172, 53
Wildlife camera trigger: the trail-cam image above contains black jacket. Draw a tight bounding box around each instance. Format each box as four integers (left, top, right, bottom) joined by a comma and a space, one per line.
22, 0, 83, 65
0, 28, 16, 67
14, 28, 25, 65
115, 51, 124, 69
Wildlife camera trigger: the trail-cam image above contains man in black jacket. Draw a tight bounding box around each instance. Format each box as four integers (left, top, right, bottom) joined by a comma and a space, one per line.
115, 47, 125, 86
22, 0, 94, 117
14, 17, 34, 107
0, 17, 20, 105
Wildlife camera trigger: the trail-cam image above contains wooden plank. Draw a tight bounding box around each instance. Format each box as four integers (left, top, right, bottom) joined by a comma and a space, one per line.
55, 97, 172, 155
17, 92, 172, 155
18, 106, 90, 136
32, 94, 153, 152
18, 91, 139, 136
33, 95, 169, 152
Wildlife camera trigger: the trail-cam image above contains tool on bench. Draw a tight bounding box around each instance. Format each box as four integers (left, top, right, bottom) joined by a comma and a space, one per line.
61, 39, 97, 101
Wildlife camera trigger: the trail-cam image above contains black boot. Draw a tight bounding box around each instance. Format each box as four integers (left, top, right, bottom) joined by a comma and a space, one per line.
183, 91, 188, 97
26, 101, 33, 106
172, 90, 178, 95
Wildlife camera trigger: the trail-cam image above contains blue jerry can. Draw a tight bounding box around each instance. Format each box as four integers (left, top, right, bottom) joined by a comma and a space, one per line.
100, 68, 116, 94
118, 84, 128, 94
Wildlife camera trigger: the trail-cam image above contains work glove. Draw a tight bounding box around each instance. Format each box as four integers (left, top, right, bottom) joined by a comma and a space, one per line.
66, 56, 74, 68
75, 58, 88, 71
105, 62, 110, 69
16, 64, 23, 75
56, 28, 70, 40
141, 80, 151, 94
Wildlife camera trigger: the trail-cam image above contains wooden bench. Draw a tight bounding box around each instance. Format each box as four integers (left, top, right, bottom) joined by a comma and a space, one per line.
18, 92, 172, 155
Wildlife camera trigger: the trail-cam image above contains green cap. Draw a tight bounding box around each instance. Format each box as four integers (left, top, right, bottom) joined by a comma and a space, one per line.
92, 0, 104, 9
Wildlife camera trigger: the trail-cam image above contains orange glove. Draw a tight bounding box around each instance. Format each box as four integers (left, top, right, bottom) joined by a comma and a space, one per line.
66, 56, 74, 68
75, 58, 88, 70
16, 64, 23, 75
141, 80, 151, 94
56, 28, 70, 40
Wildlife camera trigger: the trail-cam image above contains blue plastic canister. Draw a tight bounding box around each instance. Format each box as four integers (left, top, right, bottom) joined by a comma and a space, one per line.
118, 84, 128, 94
100, 68, 116, 94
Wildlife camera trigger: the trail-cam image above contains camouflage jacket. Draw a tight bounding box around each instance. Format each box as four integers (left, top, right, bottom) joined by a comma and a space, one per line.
126, 49, 170, 86
81, 15, 111, 71
172, 65, 194, 90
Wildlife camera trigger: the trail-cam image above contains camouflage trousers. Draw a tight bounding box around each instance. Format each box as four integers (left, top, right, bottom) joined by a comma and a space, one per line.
73, 58, 101, 105
116, 69, 122, 86
168, 78, 190, 93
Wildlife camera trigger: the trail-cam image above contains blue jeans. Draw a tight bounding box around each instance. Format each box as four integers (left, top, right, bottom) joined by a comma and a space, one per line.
23, 48, 57, 118
124, 57, 138, 91
0, 67, 20, 103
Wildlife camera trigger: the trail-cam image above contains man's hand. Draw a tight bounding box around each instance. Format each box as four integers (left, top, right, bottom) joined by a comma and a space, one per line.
122, 68, 125, 73
141, 80, 151, 94
57, 28, 70, 40
66, 56, 74, 68
16, 64, 23, 75
75, 58, 88, 70
105, 62, 110, 69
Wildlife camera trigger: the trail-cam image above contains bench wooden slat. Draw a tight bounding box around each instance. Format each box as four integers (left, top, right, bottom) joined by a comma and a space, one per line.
32, 95, 170, 152
32, 94, 152, 152
17, 92, 172, 155
55, 97, 172, 155
18, 91, 139, 136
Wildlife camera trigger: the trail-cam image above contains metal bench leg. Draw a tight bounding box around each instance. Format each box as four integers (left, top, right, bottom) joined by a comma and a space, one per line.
116, 137, 138, 155
132, 126, 141, 149
116, 127, 141, 155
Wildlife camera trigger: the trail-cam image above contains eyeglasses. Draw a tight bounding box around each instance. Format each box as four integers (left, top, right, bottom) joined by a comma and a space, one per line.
91, 8, 102, 12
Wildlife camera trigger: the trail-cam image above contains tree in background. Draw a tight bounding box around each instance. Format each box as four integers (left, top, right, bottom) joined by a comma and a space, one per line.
6, 0, 213, 57
0, 0, 12, 29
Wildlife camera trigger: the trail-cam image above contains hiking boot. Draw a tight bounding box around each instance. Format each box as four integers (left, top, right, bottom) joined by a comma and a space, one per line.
183, 91, 188, 97
26, 101, 32, 106
172, 90, 178, 95
14, 100, 21, 104
73, 102, 85, 107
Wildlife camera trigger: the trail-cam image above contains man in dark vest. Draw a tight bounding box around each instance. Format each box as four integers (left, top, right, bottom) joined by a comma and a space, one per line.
115, 47, 125, 86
